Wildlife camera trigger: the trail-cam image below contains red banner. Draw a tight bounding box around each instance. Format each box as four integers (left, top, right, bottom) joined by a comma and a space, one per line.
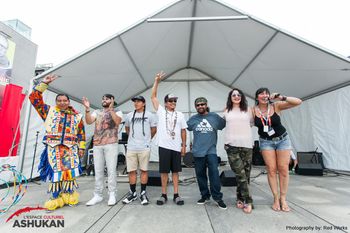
0, 84, 25, 157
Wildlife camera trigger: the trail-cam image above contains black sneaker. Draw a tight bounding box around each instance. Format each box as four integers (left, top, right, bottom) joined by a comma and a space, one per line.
140, 191, 150, 205
217, 200, 227, 210
197, 197, 210, 205
156, 195, 168, 205
122, 191, 138, 204
173, 196, 184, 205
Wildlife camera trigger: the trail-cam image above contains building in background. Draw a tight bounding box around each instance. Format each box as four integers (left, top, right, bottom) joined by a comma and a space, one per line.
35, 63, 53, 76
0, 20, 37, 159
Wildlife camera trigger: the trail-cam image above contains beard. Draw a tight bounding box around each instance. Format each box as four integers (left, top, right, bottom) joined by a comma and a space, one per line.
197, 108, 206, 114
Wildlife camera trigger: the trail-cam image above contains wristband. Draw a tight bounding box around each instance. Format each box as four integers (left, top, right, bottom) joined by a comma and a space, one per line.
282, 96, 287, 101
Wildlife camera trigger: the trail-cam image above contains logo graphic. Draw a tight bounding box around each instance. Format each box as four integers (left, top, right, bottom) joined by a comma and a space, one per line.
5, 206, 65, 228
6, 206, 46, 223
195, 119, 213, 133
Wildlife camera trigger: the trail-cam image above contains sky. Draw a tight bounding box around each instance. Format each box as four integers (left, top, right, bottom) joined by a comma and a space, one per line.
1, 0, 349, 65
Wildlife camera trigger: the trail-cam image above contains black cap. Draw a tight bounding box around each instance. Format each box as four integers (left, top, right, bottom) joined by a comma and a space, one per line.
131, 95, 146, 102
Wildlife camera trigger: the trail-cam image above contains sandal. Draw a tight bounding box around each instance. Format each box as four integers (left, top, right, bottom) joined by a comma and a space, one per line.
242, 203, 253, 214
236, 200, 244, 209
280, 200, 291, 212
272, 201, 281, 212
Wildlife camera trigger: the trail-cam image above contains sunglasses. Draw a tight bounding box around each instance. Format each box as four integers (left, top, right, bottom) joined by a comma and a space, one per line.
231, 93, 242, 97
168, 99, 177, 103
196, 103, 207, 107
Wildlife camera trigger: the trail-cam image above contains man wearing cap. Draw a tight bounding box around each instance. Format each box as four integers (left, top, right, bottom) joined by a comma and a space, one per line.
187, 97, 227, 209
122, 95, 157, 205
151, 71, 187, 205
82, 94, 123, 206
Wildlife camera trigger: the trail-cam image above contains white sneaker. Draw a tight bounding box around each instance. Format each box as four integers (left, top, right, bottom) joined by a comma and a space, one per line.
86, 195, 103, 206
108, 194, 117, 206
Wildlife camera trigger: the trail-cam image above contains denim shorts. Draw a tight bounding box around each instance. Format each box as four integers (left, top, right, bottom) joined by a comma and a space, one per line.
259, 134, 292, 151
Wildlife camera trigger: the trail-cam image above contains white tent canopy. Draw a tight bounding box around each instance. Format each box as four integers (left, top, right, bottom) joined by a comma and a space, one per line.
18, 0, 350, 176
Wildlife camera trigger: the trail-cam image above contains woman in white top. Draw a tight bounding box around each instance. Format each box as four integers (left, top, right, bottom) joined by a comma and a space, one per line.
223, 88, 254, 214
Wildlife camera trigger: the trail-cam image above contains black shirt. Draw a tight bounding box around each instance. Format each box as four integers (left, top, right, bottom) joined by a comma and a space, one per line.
254, 112, 286, 139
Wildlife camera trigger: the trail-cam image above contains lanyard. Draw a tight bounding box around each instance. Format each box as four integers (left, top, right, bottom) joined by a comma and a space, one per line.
257, 105, 271, 127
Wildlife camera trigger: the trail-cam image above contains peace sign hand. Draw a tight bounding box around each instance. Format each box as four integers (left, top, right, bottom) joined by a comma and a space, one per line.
42, 74, 59, 84
155, 71, 166, 82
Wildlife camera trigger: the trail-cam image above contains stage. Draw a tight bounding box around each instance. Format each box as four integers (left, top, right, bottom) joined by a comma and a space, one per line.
1, 164, 349, 233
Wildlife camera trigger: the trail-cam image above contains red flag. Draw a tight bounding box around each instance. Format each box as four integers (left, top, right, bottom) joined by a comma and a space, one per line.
0, 84, 25, 157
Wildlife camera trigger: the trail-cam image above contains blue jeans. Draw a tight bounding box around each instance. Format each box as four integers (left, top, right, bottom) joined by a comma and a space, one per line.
194, 154, 223, 201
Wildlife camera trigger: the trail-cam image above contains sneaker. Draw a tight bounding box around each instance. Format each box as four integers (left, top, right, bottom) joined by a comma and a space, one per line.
108, 193, 117, 206
122, 191, 138, 204
216, 200, 227, 210
197, 197, 210, 205
86, 195, 103, 206
140, 191, 150, 205
173, 196, 184, 205
156, 195, 168, 205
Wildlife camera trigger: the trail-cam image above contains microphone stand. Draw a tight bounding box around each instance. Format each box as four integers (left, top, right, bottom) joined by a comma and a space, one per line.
28, 131, 41, 185
310, 147, 319, 164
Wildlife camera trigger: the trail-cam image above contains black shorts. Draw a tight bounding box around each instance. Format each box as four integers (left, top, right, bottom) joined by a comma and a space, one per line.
159, 147, 182, 173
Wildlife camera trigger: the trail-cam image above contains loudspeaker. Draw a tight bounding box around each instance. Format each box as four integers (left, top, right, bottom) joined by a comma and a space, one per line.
296, 151, 324, 176
252, 141, 265, 166
117, 152, 126, 165
220, 170, 237, 186
296, 163, 323, 176
147, 170, 161, 186
183, 152, 195, 168
297, 152, 325, 168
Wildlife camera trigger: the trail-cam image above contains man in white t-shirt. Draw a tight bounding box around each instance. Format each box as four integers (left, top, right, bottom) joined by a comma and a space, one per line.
82, 94, 123, 206
151, 71, 187, 205
122, 95, 157, 205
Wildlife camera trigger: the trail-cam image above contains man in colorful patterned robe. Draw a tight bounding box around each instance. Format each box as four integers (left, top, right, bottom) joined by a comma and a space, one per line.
29, 74, 85, 211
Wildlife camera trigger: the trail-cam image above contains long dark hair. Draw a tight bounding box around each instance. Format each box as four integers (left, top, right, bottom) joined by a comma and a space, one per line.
226, 88, 247, 112
131, 105, 146, 138
255, 87, 270, 105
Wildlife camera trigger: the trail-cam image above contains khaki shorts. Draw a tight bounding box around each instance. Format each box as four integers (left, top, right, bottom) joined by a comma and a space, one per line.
126, 150, 151, 172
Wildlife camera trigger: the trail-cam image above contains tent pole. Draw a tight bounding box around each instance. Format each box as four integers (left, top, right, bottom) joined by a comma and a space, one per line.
187, 71, 193, 145
147, 16, 248, 23
18, 81, 34, 173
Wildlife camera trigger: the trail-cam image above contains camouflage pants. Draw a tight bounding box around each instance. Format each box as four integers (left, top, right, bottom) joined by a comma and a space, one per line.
225, 145, 253, 204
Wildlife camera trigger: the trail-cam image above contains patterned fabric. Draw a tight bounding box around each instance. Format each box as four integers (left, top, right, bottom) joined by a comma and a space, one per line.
225, 145, 253, 204
29, 82, 85, 196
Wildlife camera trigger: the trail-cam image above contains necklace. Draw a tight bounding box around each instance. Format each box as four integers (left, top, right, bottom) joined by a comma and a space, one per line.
165, 109, 177, 140
257, 105, 269, 120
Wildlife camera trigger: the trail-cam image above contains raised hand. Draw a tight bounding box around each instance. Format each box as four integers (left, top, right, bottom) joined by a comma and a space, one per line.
155, 71, 166, 82
269, 93, 281, 100
109, 97, 115, 109
82, 97, 90, 109
42, 74, 58, 84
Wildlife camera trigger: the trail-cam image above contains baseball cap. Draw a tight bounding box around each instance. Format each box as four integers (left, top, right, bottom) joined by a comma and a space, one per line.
164, 93, 178, 102
194, 97, 208, 105
131, 95, 146, 102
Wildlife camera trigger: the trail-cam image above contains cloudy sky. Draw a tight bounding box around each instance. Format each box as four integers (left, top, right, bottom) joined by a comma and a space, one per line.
1, 0, 349, 65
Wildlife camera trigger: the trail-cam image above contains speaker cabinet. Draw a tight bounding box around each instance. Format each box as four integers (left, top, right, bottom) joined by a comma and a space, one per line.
147, 170, 162, 186
296, 151, 324, 176
297, 152, 324, 168
296, 163, 323, 176
220, 170, 237, 186
252, 140, 265, 166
